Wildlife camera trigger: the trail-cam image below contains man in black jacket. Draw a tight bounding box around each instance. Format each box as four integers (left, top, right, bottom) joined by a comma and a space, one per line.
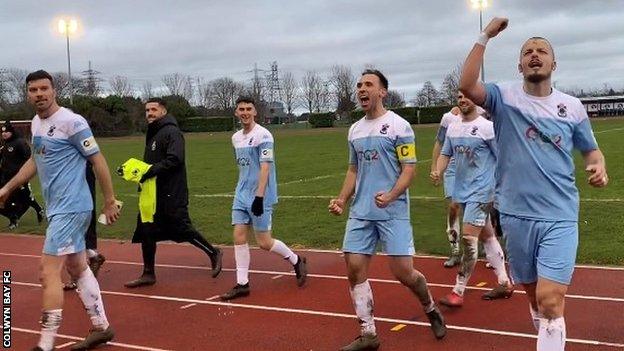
125, 98, 223, 288
0, 121, 44, 228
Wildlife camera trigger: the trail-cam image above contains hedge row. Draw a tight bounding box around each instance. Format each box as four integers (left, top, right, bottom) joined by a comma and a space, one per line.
180, 116, 234, 132
308, 105, 454, 128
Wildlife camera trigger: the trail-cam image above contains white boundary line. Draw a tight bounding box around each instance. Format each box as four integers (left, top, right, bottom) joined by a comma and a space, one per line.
595, 127, 624, 134
0, 236, 622, 271
13, 327, 173, 351
11, 281, 624, 349
117, 192, 624, 203
2, 252, 622, 303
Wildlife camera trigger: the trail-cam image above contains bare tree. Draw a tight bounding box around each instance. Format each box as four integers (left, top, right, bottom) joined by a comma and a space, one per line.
182, 75, 194, 102
6, 68, 29, 103
383, 90, 406, 107
109, 75, 133, 97
314, 80, 332, 113
414, 81, 441, 107
330, 65, 356, 113
161, 73, 186, 96
301, 71, 319, 114
440, 64, 462, 105
281, 71, 298, 115
141, 81, 154, 101
209, 77, 245, 111
196, 77, 213, 108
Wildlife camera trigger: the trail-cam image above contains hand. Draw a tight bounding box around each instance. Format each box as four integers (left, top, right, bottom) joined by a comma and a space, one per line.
430, 171, 441, 186
586, 164, 608, 188
102, 199, 121, 225
139, 168, 155, 183
483, 17, 509, 38
450, 106, 460, 115
374, 191, 395, 208
251, 196, 264, 216
328, 198, 345, 216
0, 187, 9, 209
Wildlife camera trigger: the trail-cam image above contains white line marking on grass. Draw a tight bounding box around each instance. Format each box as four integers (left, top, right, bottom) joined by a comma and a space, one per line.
180, 303, 197, 309
119, 193, 622, 203
279, 174, 339, 186
14, 327, 173, 351
12, 282, 624, 349
594, 127, 624, 134
2, 252, 622, 302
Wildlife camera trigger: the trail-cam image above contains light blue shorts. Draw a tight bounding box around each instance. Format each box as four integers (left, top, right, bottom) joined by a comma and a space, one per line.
342, 218, 415, 256
461, 202, 491, 227
443, 173, 455, 199
232, 208, 273, 232
43, 211, 92, 256
501, 214, 578, 285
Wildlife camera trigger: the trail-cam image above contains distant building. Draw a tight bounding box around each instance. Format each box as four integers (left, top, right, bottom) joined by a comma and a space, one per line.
265, 101, 289, 124
580, 95, 624, 117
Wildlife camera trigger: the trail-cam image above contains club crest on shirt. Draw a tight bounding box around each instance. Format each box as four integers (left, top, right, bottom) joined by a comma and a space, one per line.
151, 140, 156, 151
380, 123, 390, 135
470, 126, 479, 136
47, 125, 56, 137
557, 103, 568, 118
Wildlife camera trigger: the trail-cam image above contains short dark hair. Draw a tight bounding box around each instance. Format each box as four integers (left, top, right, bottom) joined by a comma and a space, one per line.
235, 96, 255, 106
521, 37, 555, 60
146, 97, 167, 108
361, 69, 388, 90
26, 70, 54, 87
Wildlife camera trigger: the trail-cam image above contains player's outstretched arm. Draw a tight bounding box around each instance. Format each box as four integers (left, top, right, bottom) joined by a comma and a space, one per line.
89, 152, 121, 224
460, 17, 509, 106
583, 149, 608, 187
329, 165, 357, 215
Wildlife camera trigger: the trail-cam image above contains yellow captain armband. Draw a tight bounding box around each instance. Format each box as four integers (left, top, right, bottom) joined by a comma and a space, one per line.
396, 143, 416, 161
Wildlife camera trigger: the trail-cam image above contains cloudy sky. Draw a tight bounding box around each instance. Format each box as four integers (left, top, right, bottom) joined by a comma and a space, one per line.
2, 1, 623, 103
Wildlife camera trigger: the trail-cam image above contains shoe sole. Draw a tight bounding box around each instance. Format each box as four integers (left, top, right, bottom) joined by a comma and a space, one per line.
220, 291, 250, 301
296, 257, 308, 287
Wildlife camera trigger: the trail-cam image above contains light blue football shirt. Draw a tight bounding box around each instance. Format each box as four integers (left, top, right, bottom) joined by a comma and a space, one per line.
441, 116, 497, 203
484, 82, 598, 221
231, 124, 278, 210
348, 111, 416, 220
31, 107, 100, 216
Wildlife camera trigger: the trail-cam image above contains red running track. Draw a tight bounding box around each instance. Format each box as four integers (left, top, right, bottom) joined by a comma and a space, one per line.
0, 233, 622, 350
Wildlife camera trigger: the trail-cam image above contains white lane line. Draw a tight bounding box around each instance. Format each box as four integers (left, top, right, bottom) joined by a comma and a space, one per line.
2, 252, 622, 302
206, 295, 220, 301
55, 341, 75, 348
11, 282, 624, 349
14, 327, 173, 351
180, 303, 197, 309
271, 275, 284, 280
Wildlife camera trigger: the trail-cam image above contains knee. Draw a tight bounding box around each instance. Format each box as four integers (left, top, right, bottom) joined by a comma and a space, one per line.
346, 266, 367, 286
255, 236, 273, 251
537, 291, 565, 318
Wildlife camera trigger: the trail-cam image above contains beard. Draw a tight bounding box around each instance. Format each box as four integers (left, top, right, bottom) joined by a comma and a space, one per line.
525, 71, 551, 84
460, 105, 475, 115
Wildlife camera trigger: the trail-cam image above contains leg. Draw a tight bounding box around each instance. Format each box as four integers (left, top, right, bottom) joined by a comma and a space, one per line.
256, 225, 307, 287
523, 282, 542, 331
37, 254, 65, 351
533, 221, 578, 351
535, 278, 567, 351
124, 234, 157, 288
339, 219, 380, 351
182, 216, 222, 278
480, 217, 514, 300
444, 201, 461, 268
220, 224, 251, 300
66, 251, 114, 350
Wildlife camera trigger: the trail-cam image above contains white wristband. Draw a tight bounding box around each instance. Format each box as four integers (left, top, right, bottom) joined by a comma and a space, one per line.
476, 32, 489, 47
